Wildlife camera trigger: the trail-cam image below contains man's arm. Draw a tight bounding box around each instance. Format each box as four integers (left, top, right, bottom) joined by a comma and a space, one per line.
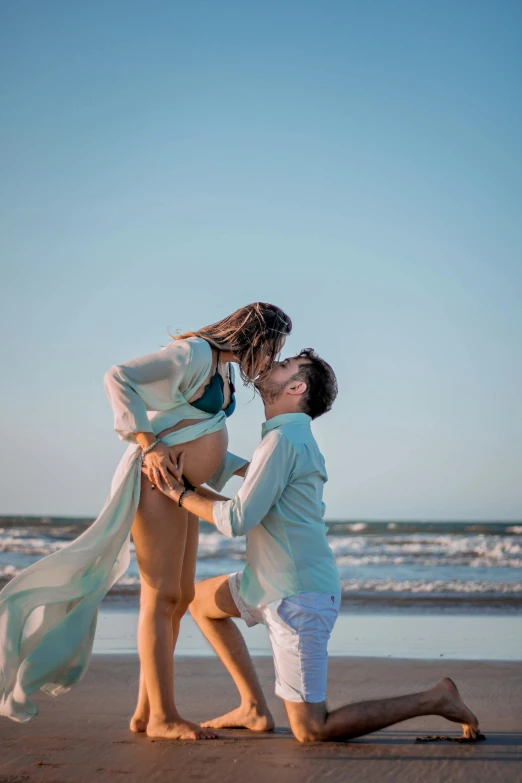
153, 463, 229, 523
234, 462, 249, 478
185, 465, 248, 516
176, 488, 219, 525
195, 485, 230, 502
205, 452, 249, 491
156, 432, 296, 536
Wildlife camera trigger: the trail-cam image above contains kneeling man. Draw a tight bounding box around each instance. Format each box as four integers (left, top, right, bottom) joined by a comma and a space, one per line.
157, 349, 480, 743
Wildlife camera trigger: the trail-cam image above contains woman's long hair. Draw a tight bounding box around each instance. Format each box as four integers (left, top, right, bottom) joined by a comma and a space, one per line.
171, 302, 292, 385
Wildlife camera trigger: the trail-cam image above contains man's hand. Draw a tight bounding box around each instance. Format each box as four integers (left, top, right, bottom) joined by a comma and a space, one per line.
153, 451, 219, 526
155, 452, 186, 502
156, 474, 184, 503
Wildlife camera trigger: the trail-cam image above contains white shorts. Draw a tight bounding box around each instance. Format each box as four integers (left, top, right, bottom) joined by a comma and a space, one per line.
228, 571, 341, 703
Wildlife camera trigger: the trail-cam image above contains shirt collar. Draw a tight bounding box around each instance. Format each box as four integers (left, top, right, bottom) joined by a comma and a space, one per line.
261, 412, 312, 437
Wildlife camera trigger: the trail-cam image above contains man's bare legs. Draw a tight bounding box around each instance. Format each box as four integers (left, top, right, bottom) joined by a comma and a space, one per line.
190, 574, 480, 742
284, 678, 480, 743
189, 575, 274, 731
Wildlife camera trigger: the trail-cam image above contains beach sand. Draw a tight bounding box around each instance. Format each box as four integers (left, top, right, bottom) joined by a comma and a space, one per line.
1, 656, 521, 783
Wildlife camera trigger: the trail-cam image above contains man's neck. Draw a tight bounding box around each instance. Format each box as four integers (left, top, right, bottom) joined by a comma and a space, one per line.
263, 401, 302, 421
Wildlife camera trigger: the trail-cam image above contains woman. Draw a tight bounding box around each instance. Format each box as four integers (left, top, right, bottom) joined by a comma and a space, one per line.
0, 302, 291, 740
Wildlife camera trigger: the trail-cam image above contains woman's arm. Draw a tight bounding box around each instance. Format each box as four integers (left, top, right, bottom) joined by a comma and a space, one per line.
103, 340, 194, 443
135, 432, 159, 450
104, 341, 198, 488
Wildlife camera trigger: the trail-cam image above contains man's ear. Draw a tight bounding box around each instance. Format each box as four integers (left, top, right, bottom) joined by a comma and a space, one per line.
288, 380, 307, 396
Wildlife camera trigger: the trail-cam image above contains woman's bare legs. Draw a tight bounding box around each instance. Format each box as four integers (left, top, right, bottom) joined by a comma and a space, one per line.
129, 472, 216, 740
130, 510, 201, 732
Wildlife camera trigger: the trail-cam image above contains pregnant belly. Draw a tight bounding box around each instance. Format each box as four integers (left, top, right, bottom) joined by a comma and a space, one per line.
156, 421, 229, 487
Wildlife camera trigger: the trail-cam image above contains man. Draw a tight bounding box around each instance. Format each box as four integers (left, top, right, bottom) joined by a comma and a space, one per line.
156, 349, 480, 743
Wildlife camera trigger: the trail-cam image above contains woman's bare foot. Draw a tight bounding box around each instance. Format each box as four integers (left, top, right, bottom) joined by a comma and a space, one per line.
130, 713, 148, 733
147, 717, 219, 740
201, 703, 275, 732
432, 677, 480, 738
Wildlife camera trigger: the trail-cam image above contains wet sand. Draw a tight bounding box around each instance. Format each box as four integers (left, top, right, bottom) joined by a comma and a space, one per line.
1, 656, 521, 783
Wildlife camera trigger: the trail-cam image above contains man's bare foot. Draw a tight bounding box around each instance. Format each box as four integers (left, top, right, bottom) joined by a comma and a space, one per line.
201, 704, 275, 732
129, 714, 148, 733
432, 677, 480, 738
147, 718, 219, 740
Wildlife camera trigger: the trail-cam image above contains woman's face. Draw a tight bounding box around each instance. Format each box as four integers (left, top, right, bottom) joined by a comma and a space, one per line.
260, 335, 287, 370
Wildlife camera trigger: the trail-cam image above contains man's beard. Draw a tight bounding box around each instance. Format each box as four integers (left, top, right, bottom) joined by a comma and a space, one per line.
255, 378, 290, 405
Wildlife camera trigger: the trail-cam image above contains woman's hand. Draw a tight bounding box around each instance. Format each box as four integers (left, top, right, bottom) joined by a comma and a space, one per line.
154, 453, 186, 502
142, 444, 184, 490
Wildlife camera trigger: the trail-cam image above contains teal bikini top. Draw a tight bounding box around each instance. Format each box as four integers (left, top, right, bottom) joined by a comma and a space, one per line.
190, 350, 236, 418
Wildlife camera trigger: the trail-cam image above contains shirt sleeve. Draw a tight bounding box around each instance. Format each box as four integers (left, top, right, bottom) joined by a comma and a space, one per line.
212, 430, 297, 538
103, 340, 193, 443
205, 452, 249, 492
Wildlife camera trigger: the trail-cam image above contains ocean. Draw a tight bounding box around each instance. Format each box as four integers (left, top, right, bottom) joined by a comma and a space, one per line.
1, 517, 521, 612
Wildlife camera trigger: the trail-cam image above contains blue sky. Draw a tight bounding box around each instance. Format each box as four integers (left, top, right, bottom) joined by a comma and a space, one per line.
1, 0, 521, 519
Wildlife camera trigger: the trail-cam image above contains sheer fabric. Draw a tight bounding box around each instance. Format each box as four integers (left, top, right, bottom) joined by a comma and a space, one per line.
0, 337, 245, 722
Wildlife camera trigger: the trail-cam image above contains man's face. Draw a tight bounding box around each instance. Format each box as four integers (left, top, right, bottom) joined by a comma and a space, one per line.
255, 356, 306, 404
259, 335, 287, 371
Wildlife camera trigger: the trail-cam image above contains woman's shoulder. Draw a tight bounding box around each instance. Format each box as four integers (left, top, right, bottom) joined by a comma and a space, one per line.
163, 336, 211, 370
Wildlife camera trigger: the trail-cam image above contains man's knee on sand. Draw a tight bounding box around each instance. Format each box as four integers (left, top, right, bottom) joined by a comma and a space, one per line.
286, 701, 328, 743
292, 723, 325, 743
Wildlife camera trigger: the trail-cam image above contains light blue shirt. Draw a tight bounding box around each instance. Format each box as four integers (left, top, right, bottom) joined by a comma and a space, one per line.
213, 413, 341, 607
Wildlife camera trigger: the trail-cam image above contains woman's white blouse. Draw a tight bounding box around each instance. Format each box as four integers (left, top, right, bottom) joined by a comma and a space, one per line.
0, 337, 246, 722
104, 335, 220, 442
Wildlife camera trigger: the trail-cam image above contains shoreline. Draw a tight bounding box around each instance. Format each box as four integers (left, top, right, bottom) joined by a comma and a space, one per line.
100, 590, 522, 613
1, 655, 520, 783
2, 572, 522, 614
92, 607, 522, 661
2, 577, 521, 613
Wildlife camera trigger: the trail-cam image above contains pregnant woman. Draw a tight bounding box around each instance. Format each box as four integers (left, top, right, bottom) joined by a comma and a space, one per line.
0, 302, 291, 740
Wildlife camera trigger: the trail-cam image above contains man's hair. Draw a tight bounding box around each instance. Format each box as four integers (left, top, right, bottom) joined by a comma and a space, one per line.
293, 348, 338, 419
